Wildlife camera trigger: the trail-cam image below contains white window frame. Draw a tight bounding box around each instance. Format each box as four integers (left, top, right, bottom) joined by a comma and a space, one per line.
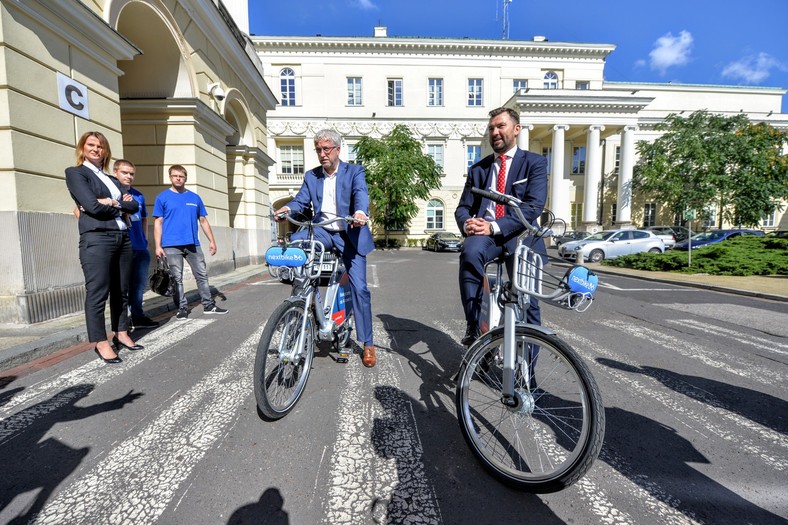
427, 144, 444, 168
280, 68, 296, 106
279, 144, 304, 175
466, 145, 481, 173
347, 77, 363, 106
387, 78, 403, 107
513, 79, 528, 93
428, 78, 443, 106
426, 199, 445, 230
543, 71, 559, 89
467, 78, 483, 106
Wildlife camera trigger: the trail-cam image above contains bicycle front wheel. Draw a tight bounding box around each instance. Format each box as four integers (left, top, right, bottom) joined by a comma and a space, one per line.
254, 299, 315, 420
456, 326, 605, 493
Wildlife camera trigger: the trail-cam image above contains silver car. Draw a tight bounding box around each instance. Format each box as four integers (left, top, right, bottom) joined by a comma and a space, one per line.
558, 229, 665, 263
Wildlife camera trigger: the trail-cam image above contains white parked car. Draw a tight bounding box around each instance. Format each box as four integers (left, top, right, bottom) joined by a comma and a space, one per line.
558, 229, 665, 263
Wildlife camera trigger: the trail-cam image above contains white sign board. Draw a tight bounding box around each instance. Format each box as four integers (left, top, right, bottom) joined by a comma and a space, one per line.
57, 72, 89, 119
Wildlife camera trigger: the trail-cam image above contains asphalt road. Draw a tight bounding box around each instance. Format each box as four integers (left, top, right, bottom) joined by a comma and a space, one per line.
1, 249, 786, 524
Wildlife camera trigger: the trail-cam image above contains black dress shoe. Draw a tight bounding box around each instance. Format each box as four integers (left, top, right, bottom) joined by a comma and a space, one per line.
94, 347, 122, 364
112, 337, 144, 351
132, 315, 159, 328
461, 323, 480, 346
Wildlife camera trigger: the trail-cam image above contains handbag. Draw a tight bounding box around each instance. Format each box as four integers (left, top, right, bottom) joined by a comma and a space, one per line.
149, 256, 174, 297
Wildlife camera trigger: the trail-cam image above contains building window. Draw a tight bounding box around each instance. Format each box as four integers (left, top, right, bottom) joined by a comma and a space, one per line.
279, 145, 304, 175
347, 77, 363, 106
542, 147, 552, 175
543, 71, 559, 89
466, 145, 481, 173
570, 203, 583, 229
426, 199, 444, 230
643, 202, 657, 227
345, 143, 357, 164
467, 78, 483, 106
387, 78, 403, 107
428, 78, 443, 106
611, 202, 617, 224
761, 207, 776, 228
614, 146, 621, 174
427, 144, 444, 168
576, 81, 590, 90
513, 79, 528, 93
702, 205, 717, 229
280, 68, 296, 106
572, 146, 586, 175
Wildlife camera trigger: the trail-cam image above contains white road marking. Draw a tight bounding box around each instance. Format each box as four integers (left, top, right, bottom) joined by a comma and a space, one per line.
0, 320, 214, 445
660, 303, 788, 338
667, 318, 788, 355
369, 264, 379, 288
601, 319, 785, 387
560, 326, 788, 470
599, 282, 695, 292
31, 325, 262, 525
322, 324, 441, 524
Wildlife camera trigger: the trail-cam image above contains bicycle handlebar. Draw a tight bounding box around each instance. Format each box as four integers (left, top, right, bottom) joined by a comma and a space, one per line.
273, 213, 363, 228
469, 187, 548, 237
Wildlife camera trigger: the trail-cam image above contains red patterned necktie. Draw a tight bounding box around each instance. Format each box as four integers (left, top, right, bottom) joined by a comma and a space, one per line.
495, 154, 507, 219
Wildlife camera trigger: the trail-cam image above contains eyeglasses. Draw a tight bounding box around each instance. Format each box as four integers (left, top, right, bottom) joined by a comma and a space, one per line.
314, 146, 338, 154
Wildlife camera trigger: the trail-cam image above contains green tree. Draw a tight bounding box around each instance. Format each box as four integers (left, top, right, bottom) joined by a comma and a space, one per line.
633, 110, 788, 228
354, 125, 443, 245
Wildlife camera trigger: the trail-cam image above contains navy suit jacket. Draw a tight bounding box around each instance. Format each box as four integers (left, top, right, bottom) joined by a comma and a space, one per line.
455, 148, 548, 255
286, 161, 375, 256
66, 165, 139, 235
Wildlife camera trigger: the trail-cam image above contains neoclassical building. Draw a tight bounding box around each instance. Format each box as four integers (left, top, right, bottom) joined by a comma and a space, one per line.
0, 0, 275, 323
252, 27, 787, 241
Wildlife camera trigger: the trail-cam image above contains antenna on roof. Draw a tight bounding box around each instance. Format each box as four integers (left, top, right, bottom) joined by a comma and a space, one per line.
502, 0, 513, 40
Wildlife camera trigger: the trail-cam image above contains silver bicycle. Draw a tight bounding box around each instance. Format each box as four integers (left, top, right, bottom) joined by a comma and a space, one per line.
254, 214, 356, 420
455, 187, 605, 493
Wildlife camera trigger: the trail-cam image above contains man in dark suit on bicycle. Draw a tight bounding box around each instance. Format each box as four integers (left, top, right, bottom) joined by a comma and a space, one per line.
455, 107, 549, 346
274, 129, 377, 368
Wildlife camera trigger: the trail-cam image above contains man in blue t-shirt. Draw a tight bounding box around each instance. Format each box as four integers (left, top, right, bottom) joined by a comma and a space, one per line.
153, 165, 227, 320
113, 160, 158, 328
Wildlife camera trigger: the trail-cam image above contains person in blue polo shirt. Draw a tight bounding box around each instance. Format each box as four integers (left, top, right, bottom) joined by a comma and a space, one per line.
153, 164, 227, 320
113, 159, 158, 329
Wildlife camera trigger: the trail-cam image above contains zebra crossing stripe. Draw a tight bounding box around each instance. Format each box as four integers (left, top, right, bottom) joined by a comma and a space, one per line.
0, 320, 214, 446
31, 324, 260, 525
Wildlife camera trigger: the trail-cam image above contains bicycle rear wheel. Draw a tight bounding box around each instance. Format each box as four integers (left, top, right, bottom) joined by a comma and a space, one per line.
456, 326, 605, 493
254, 299, 315, 420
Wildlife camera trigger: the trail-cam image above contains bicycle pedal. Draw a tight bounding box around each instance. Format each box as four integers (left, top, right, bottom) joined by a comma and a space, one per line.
336, 351, 350, 363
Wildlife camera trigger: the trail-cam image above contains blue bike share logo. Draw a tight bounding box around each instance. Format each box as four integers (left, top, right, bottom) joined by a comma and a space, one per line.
265, 246, 307, 267
565, 265, 598, 296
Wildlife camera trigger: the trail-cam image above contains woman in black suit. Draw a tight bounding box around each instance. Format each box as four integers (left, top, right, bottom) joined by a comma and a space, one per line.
66, 131, 143, 364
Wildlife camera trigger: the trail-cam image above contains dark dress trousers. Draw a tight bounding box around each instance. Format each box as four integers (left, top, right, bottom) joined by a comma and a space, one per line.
66, 165, 139, 342
454, 148, 549, 328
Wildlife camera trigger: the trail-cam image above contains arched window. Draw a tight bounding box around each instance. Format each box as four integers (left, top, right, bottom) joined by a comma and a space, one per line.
426, 199, 444, 229
280, 68, 296, 106
543, 71, 559, 89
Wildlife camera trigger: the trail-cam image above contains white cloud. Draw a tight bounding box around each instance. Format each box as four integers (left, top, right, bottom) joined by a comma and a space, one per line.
649, 30, 693, 75
721, 52, 786, 85
351, 0, 378, 9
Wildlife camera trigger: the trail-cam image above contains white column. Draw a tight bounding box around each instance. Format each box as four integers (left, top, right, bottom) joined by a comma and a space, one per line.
582, 125, 604, 226
549, 125, 570, 223
617, 125, 637, 226
517, 124, 533, 151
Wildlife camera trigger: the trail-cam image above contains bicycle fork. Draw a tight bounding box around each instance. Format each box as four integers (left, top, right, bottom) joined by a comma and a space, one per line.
500, 304, 536, 410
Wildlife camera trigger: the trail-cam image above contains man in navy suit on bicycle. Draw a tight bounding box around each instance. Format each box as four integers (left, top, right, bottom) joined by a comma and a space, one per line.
455, 107, 549, 346
274, 129, 376, 367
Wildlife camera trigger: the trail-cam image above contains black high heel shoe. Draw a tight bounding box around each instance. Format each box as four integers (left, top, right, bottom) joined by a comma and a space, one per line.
94, 347, 122, 364
113, 337, 144, 351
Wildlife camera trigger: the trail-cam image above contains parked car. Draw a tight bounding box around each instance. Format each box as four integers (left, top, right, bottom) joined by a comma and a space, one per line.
766, 230, 788, 239
424, 232, 463, 252
673, 229, 765, 250
558, 229, 665, 263
554, 230, 591, 247
646, 225, 691, 247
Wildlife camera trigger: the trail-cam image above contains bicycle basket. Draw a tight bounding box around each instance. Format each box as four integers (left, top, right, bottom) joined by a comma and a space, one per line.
513, 244, 597, 311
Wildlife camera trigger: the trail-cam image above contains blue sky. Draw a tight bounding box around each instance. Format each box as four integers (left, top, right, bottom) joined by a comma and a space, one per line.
249, 0, 788, 112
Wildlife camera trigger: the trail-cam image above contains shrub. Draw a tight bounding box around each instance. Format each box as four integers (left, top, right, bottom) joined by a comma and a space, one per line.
602, 236, 788, 276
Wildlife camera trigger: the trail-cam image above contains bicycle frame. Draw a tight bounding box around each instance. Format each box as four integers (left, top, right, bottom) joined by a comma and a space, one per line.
265, 214, 356, 361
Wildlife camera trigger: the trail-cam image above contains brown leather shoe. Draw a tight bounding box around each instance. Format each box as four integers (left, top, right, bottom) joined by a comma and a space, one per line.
362, 345, 376, 368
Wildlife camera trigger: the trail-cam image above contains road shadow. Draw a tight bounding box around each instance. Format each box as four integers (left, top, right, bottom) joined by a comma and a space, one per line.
226, 487, 289, 525
376, 314, 564, 524
0, 375, 23, 409
0, 384, 142, 524
601, 404, 786, 524
599, 358, 788, 435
